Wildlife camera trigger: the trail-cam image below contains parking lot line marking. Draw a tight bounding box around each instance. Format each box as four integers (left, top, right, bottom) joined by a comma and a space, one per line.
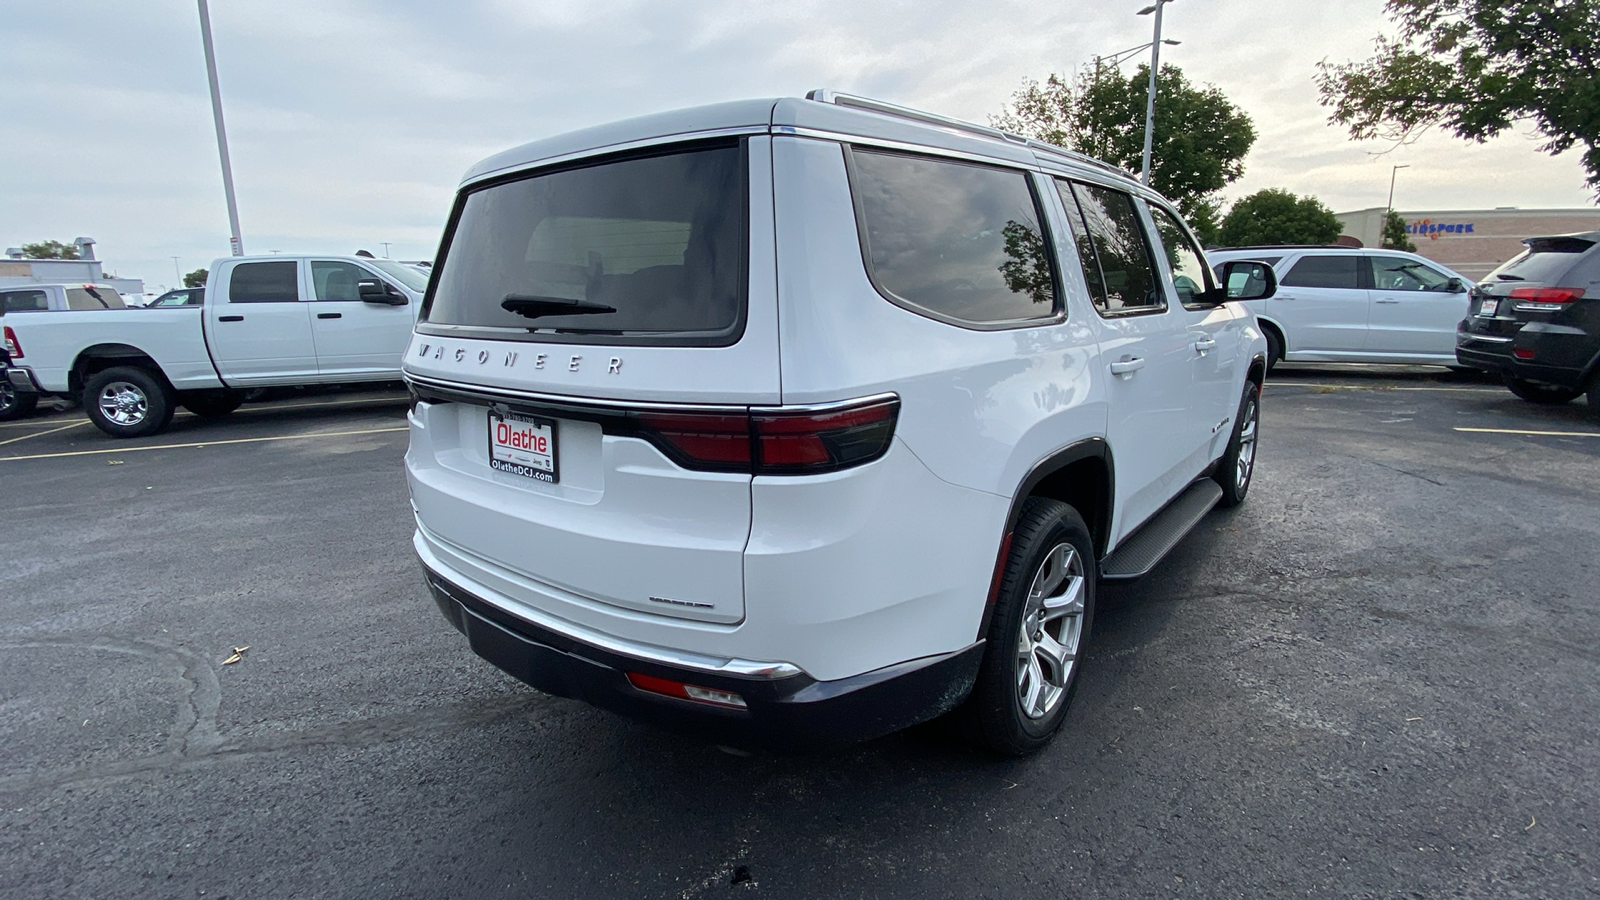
1454, 427, 1600, 438
0, 420, 85, 446
0, 425, 408, 462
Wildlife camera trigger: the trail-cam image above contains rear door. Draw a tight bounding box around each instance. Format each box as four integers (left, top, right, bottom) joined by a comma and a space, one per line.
405, 137, 777, 626
1275, 254, 1367, 353
307, 259, 417, 377
205, 260, 318, 383
1058, 178, 1200, 537
1365, 254, 1471, 355
1148, 203, 1241, 448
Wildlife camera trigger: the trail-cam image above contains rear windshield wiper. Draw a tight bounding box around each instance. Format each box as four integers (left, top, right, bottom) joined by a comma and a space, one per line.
501, 294, 616, 319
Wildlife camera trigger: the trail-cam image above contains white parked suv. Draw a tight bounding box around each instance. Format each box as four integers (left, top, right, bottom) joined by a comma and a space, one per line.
1207, 245, 1472, 368
404, 92, 1274, 755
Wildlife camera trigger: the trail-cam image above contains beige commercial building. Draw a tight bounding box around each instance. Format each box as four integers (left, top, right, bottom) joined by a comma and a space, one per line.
1337, 207, 1600, 281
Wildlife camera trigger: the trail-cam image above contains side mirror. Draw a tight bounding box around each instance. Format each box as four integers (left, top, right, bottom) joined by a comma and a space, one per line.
358, 279, 407, 305
1215, 260, 1277, 302
1446, 277, 1465, 293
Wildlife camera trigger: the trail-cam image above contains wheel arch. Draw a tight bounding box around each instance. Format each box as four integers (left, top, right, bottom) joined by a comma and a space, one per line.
1255, 314, 1287, 357
70, 344, 170, 396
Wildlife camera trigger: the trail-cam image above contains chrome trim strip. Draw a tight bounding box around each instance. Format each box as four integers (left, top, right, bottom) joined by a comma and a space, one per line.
403, 372, 896, 416
462, 125, 770, 188
1463, 333, 1514, 344
777, 126, 1040, 169
416, 527, 804, 680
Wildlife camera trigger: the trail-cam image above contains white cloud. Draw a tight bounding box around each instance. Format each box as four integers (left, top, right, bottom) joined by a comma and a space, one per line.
0, 0, 1590, 290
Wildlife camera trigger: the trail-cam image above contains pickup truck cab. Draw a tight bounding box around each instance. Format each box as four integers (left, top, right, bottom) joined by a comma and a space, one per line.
4, 255, 427, 437
1, 283, 127, 313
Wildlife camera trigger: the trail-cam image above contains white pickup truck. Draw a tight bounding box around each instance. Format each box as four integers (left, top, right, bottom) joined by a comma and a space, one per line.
3, 255, 427, 437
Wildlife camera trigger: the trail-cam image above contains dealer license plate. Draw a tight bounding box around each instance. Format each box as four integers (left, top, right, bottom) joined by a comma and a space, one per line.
1478, 299, 1499, 317
488, 411, 558, 483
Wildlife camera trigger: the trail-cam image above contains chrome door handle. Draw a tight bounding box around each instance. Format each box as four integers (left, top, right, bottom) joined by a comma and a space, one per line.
1110, 357, 1145, 375
1375, 298, 1400, 304
1192, 338, 1216, 353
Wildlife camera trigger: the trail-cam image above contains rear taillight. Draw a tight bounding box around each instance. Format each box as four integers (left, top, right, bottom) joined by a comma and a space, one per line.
3, 326, 19, 358
626, 671, 747, 709
1510, 287, 1584, 305
635, 396, 899, 475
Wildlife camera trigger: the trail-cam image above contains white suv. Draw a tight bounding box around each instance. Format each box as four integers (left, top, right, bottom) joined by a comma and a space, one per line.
1208, 245, 1472, 368
403, 92, 1273, 755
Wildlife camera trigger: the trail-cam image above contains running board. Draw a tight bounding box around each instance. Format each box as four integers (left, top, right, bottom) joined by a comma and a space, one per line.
1100, 479, 1223, 581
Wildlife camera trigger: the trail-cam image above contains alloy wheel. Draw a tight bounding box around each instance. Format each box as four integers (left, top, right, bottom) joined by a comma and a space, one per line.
1015, 542, 1087, 720
98, 381, 149, 426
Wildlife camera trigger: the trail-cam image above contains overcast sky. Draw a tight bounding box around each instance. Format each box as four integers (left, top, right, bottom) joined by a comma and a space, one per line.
3, 0, 1593, 292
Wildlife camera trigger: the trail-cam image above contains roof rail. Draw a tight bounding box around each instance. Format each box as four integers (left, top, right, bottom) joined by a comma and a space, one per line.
804, 89, 1133, 181
1212, 244, 1360, 252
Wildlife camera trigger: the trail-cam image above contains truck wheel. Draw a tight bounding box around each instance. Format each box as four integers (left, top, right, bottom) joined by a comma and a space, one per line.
1263, 326, 1283, 374
1504, 376, 1582, 405
83, 367, 175, 438
967, 498, 1096, 756
0, 381, 38, 421
1214, 381, 1260, 507
180, 390, 245, 419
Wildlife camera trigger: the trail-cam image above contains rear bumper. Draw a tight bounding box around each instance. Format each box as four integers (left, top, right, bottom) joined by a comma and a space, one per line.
421, 563, 984, 750
1457, 323, 1596, 389
5, 366, 40, 395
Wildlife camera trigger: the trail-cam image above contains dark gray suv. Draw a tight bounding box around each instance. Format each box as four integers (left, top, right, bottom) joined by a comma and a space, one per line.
1457, 231, 1600, 411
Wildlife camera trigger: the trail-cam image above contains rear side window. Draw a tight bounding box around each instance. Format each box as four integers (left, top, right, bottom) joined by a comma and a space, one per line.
849, 149, 1057, 326
424, 141, 747, 346
1488, 236, 1596, 285
230, 262, 300, 303
66, 286, 124, 310
1057, 179, 1163, 314
1281, 256, 1360, 289
2, 290, 49, 312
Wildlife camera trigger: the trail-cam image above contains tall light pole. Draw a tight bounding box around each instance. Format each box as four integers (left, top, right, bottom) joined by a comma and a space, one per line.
1386, 164, 1410, 213
1137, 0, 1174, 186
197, 0, 245, 257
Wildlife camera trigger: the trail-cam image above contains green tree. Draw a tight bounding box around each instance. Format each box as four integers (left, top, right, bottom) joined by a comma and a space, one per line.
1218, 189, 1344, 247
183, 268, 208, 288
1382, 210, 1417, 251
1317, 0, 1600, 196
994, 63, 1255, 243
20, 240, 79, 260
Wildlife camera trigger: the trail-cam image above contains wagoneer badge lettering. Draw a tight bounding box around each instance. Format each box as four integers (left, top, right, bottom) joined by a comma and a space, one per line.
649, 596, 715, 610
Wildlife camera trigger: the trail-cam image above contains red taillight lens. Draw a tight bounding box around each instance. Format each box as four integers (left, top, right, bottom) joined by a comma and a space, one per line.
626, 671, 747, 708
1513, 347, 1536, 360
635, 412, 753, 471
633, 396, 899, 475
3, 326, 20, 358
1509, 287, 1584, 303
752, 397, 899, 474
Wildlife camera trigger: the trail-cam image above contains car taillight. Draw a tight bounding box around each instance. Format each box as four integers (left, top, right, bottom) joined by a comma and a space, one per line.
626, 671, 747, 709
1509, 287, 1584, 304
3, 326, 19, 358
634, 396, 899, 475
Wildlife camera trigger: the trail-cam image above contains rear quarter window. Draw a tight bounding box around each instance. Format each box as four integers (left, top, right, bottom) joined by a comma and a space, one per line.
848, 148, 1057, 326
1281, 256, 1361, 290
422, 140, 748, 347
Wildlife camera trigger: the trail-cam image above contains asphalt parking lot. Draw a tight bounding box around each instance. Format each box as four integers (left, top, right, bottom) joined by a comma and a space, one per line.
1, 370, 1596, 899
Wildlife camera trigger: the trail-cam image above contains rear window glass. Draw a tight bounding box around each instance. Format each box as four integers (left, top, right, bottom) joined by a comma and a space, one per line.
1488, 236, 1596, 284
230, 262, 300, 303
66, 286, 125, 310
423, 142, 747, 346
1058, 179, 1163, 314
1281, 255, 1360, 289
850, 149, 1056, 325
2, 290, 49, 312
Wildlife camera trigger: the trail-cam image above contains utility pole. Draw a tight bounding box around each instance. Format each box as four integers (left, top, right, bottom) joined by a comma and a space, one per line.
197, 0, 244, 256
171, 256, 181, 282
381, 242, 392, 259
1137, 0, 1174, 186
1387, 164, 1410, 213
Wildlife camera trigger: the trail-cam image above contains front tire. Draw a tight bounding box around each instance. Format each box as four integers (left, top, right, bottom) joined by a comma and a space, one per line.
1504, 376, 1582, 405
83, 367, 175, 438
1214, 381, 1260, 507
967, 499, 1096, 756
0, 380, 38, 421
1263, 327, 1283, 374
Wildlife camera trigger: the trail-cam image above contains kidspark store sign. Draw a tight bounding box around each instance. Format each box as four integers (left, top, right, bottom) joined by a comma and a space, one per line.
1408, 219, 1476, 240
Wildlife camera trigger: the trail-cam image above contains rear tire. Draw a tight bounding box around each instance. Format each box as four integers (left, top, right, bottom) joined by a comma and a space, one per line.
83, 367, 175, 438
0, 381, 38, 421
179, 390, 245, 419
1504, 376, 1582, 405
1214, 381, 1259, 507
966, 499, 1096, 757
